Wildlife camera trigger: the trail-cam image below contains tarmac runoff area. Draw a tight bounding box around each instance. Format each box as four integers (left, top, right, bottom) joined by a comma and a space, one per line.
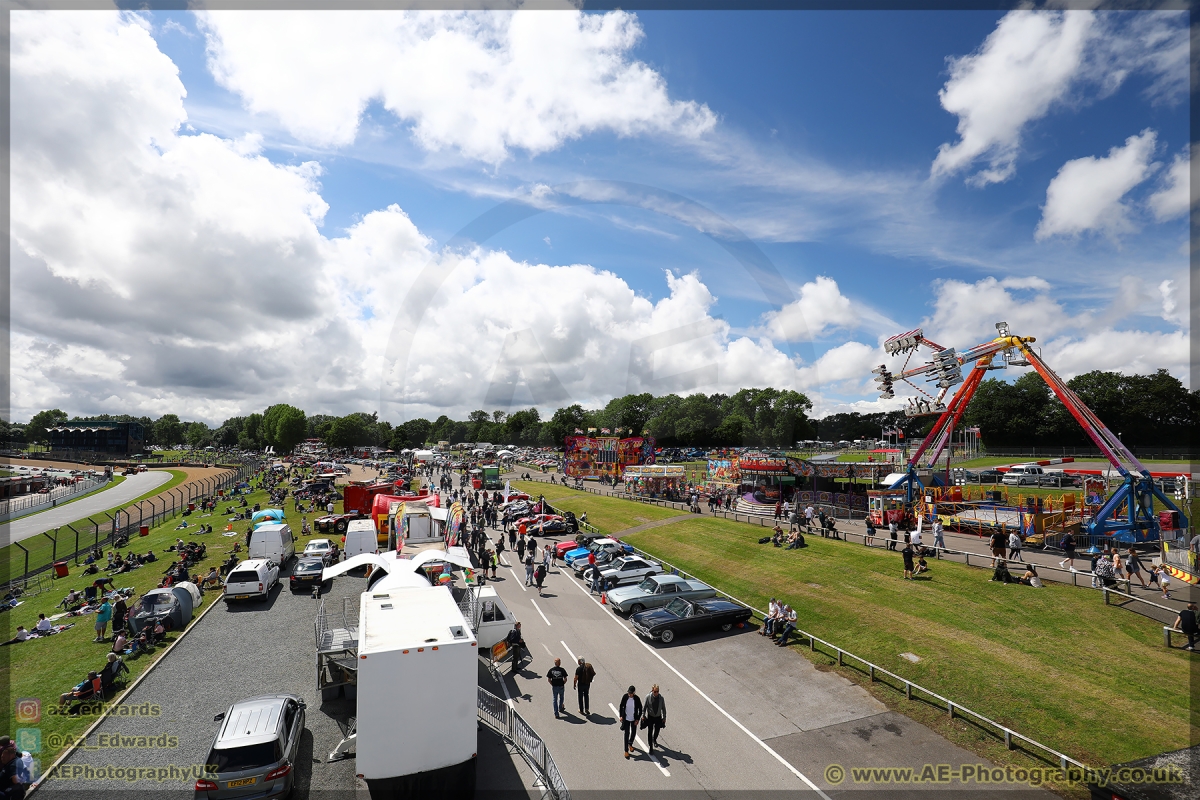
2, 471, 173, 546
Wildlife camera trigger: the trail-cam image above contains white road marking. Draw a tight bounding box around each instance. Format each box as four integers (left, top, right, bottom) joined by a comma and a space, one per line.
571, 572, 830, 798
530, 598, 552, 626
506, 567, 527, 591
607, 702, 670, 776
542, 642, 556, 658
560, 640, 578, 663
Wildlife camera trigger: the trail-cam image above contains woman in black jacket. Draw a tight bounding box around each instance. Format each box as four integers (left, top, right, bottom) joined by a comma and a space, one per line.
618, 686, 642, 758
644, 685, 666, 754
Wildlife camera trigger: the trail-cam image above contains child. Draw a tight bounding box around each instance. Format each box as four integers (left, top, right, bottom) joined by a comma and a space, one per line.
1156, 566, 1171, 599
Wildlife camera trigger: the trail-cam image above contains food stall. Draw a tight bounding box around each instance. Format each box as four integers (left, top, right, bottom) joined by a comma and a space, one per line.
622, 465, 686, 498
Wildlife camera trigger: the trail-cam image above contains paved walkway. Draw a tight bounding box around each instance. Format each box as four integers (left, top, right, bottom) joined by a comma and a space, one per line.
1, 471, 172, 545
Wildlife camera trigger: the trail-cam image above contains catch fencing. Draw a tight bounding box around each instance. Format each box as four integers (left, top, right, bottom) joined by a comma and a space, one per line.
0, 475, 109, 519
477, 687, 571, 800
4, 462, 259, 590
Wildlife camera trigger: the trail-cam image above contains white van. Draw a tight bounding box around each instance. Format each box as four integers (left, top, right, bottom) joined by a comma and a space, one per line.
343, 519, 379, 559
1002, 465, 1044, 486
248, 522, 296, 564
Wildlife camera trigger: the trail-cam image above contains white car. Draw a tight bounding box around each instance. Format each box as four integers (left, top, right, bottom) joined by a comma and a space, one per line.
302, 538, 338, 564
223, 558, 280, 602
587, 556, 662, 590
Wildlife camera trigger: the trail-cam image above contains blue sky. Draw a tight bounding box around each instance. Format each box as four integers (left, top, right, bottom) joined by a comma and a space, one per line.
9, 9, 1191, 424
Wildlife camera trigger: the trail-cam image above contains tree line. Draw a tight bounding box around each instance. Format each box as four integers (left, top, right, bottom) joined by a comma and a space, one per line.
4, 369, 1192, 453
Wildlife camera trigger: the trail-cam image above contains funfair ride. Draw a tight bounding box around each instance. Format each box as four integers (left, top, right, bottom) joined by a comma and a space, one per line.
870, 322, 1188, 543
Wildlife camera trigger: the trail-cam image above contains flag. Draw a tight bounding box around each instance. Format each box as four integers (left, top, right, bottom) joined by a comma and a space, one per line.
600, 428, 611, 435
574, 428, 583, 434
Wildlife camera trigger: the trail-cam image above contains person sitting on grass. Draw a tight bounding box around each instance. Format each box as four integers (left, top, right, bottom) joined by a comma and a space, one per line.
35, 614, 51, 634
0, 627, 29, 646
771, 527, 784, 547
1019, 566, 1041, 587
786, 530, 805, 550
991, 560, 1014, 584
201, 567, 221, 589
913, 554, 929, 575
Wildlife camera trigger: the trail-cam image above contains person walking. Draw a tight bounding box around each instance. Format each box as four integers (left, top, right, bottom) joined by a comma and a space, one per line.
618, 686, 642, 758
989, 530, 1006, 565
888, 521, 898, 551
644, 685, 667, 754
524, 551, 535, 586
932, 518, 945, 551
516, 535, 526, 563
1125, 547, 1148, 588
1173, 603, 1197, 651
1008, 530, 1024, 562
1059, 531, 1077, 571
534, 562, 548, 595
574, 657, 595, 716
547, 658, 569, 718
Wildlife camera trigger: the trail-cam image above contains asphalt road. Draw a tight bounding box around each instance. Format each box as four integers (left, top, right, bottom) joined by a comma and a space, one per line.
4, 471, 173, 545
478, 525, 1055, 798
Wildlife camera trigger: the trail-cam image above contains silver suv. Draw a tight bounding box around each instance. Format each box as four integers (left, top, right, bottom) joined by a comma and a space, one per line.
195, 694, 305, 799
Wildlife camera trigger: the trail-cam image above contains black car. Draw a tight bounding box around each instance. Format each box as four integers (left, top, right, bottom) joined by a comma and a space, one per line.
630, 597, 754, 644
289, 557, 330, 592
1038, 472, 1082, 488
974, 469, 1003, 484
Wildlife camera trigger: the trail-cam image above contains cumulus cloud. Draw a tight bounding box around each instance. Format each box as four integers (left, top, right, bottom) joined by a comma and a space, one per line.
200, 10, 717, 163
932, 10, 1186, 186
1035, 129, 1159, 240
1147, 146, 1191, 222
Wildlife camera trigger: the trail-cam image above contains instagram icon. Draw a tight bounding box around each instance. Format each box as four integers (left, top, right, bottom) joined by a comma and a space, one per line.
15, 699, 41, 724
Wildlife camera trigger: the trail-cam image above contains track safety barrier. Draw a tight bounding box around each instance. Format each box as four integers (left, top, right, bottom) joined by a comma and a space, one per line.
477, 686, 571, 800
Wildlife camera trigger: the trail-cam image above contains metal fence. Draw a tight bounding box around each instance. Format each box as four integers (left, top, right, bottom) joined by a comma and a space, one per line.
477, 686, 571, 800
0, 475, 108, 518
5, 462, 258, 586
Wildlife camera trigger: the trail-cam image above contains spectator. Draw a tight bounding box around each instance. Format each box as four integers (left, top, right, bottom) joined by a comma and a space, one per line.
1058, 531, 1077, 571
932, 518, 945, 550
1008, 530, 1024, 562
619, 686, 642, 759
864, 518, 876, 547
0, 735, 31, 799
34, 614, 51, 634
1155, 566, 1171, 600
776, 605, 798, 647
902, 542, 915, 580
1094, 553, 1116, 588
910, 526, 922, 552
644, 685, 667, 754
1018, 566, 1041, 587
761, 598, 781, 638
93, 598, 113, 642
547, 658, 568, 718
534, 562, 547, 596
887, 521, 898, 551
574, 657, 595, 716
1125, 547, 1148, 589
989, 531, 1006, 565
1173, 603, 1197, 651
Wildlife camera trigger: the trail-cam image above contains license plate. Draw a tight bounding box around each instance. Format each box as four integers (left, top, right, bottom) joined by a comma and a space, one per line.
226, 777, 256, 787
235, 595, 249, 600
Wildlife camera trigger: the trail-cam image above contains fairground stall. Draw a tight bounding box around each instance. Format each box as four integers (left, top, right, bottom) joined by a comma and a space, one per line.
563, 434, 656, 481
622, 465, 686, 498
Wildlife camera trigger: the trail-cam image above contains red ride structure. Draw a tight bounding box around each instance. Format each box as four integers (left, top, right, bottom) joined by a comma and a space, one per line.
872, 322, 1188, 543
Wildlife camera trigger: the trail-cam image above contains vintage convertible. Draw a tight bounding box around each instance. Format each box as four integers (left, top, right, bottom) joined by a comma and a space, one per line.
563, 537, 632, 567
630, 596, 754, 644
605, 574, 717, 614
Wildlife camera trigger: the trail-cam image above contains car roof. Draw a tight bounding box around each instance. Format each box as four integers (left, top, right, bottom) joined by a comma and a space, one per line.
233, 558, 270, 570
215, 694, 298, 749
305, 539, 332, 547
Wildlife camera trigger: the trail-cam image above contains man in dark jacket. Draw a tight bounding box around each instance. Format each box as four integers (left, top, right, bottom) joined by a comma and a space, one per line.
618, 686, 642, 758
504, 623, 526, 674
644, 685, 667, 754
573, 657, 595, 716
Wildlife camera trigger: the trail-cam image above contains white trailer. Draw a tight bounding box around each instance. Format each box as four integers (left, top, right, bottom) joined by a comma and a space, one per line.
354, 586, 477, 797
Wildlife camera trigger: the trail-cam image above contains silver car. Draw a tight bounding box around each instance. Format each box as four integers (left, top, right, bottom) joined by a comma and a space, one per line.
605, 574, 718, 614
194, 694, 305, 799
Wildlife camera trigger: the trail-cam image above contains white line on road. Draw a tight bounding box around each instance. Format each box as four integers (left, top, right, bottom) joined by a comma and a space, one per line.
571, 572, 830, 798
560, 640, 577, 663
530, 598, 552, 626
506, 567, 527, 591
607, 703, 670, 776
542, 642, 556, 658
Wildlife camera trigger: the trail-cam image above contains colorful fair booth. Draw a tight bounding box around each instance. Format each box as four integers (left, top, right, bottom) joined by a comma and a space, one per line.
622, 465, 686, 498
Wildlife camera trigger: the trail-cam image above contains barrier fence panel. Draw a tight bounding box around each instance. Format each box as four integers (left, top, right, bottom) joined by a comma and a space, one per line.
477, 686, 571, 800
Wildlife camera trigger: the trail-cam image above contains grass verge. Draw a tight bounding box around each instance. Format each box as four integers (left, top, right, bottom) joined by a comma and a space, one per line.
517, 485, 1195, 784
515, 482, 685, 535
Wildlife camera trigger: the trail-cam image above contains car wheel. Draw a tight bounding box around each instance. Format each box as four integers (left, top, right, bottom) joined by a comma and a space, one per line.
659, 629, 675, 644
334, 519, 348, 534
629, 604, 645, 615
720, 623, 733, 632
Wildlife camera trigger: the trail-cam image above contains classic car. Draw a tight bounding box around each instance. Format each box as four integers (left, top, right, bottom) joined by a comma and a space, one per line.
630, 597, 754, 644
555, 530, 612, 557
563, 538, 632, 566
606, 574, 717, 614
582, 555, 661, 589
571, 548, 623, 576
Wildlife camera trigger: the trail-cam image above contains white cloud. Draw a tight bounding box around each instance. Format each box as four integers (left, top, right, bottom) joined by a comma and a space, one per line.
200, 10, 716, 164
932, 10, 1187, 186
1147, 146, 1191, 221
1035, 129, 1159, 240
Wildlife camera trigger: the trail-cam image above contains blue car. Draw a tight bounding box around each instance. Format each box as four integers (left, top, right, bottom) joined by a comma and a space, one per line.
563, 538, 632, 567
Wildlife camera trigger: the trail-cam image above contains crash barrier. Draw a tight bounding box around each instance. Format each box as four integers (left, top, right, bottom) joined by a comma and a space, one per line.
0, 475, 109, 521
1162, 626, 1191, 648
477, 687, 571, 800
616, 542, 1091, 776
1102, 587, 1183, 623
3, 461, 259, 587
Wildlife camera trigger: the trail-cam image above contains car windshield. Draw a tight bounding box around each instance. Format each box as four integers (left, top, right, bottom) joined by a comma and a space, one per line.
295, 561, 323, 573
665, 598, 690, 617
306, 543, 329, 552
207, 740, 282, 773
637, 577, 657, 592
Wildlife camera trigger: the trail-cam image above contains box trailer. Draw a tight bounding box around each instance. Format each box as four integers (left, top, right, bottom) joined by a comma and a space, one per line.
356, 586, 477, 798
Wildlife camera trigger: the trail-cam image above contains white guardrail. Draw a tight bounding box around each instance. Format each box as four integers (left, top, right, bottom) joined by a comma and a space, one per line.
477, 686, 571, 800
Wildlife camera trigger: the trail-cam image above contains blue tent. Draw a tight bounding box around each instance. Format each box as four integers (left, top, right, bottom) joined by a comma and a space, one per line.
251, 508, 284, 524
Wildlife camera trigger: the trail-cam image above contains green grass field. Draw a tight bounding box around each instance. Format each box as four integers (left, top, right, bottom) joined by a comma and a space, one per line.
0, 479, 339, 764
514, 482, 1193, 785
1, 471, 189, 584
524, 484, 685, 533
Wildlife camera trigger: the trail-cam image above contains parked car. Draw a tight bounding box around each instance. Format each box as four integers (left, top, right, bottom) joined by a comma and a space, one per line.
555, 531, 615, 558
289, 557, 330, 593
582, 555, 662, 589
1002, 465, 1044, 486
563, 538, 632, 567
302, 538, 339, 566
606, 574, 717, 614
975, 469, 1004, 484
1037, 472, 1082, 488
224, 559, 280, 603
194, 694, 305, 799
630, 597, 754, 644
571, 548, 624, 577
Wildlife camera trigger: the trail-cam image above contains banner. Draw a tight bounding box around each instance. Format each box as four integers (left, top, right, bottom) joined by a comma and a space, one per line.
564, 435, 656, 478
